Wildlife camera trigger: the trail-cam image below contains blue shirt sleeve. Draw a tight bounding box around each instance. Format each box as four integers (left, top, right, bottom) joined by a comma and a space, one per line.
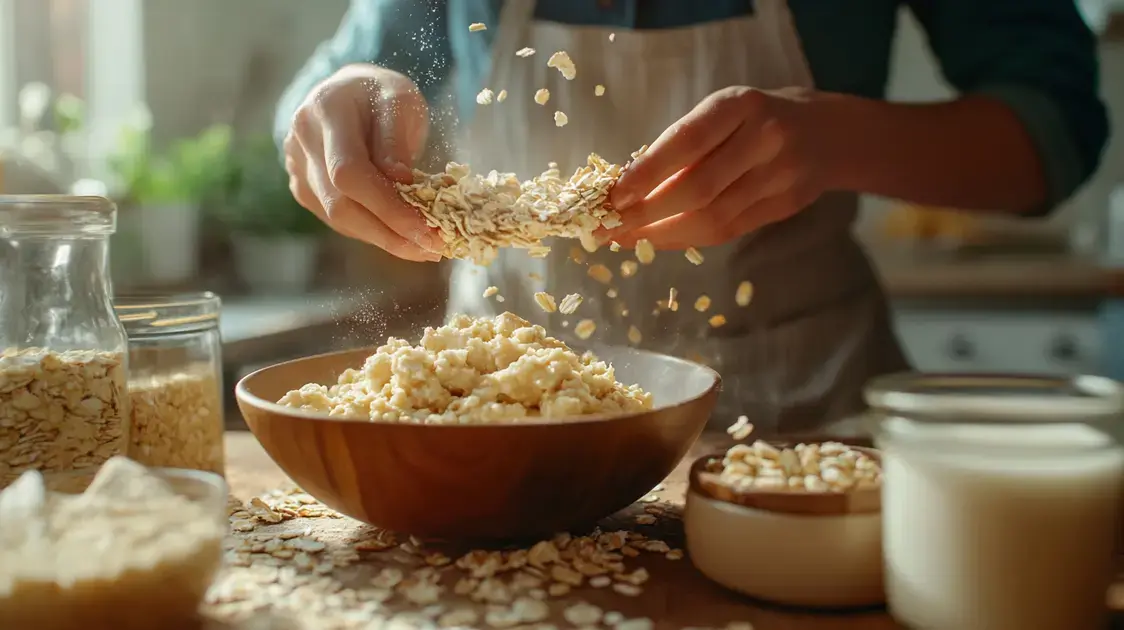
273, 0, 454, 149
905, 0, 1110, 215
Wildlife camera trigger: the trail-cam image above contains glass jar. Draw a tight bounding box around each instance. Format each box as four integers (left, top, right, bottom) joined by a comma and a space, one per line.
867, 373, 1124, 630
115, 293, 224, 474
0, 196, 130, 489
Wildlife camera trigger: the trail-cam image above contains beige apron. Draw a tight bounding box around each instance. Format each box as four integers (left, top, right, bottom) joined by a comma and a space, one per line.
449, 0, 909, 436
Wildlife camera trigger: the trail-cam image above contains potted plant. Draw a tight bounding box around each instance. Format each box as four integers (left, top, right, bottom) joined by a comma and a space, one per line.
215, 137, 327, 294
108, 113, 233, 285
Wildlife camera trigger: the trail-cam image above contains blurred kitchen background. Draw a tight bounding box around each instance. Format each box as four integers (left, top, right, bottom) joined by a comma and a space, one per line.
1, 0, 1124, 410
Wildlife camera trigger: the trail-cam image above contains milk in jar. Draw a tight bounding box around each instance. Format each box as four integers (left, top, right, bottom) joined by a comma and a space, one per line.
867, 374, 1124, 630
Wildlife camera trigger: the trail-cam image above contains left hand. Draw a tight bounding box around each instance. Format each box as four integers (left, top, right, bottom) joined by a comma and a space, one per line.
605, 86, 828, 249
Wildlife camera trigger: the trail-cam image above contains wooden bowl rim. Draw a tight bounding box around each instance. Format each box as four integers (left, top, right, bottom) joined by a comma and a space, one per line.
688, 444, 883, 516
236, 344, 722, 429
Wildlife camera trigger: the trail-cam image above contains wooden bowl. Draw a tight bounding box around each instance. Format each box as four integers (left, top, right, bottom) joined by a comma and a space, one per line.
235, 345, 720, 540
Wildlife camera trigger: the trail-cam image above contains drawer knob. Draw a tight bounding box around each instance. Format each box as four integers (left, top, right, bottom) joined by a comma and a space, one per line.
1049, 335, 1080, 361
947, 334, 975, 360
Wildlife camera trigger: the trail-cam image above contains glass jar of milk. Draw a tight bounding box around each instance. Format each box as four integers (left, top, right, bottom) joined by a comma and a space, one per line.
867, 373, 1124, 630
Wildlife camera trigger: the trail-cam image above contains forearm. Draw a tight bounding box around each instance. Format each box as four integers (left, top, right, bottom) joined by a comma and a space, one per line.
817, 92, 1049, 215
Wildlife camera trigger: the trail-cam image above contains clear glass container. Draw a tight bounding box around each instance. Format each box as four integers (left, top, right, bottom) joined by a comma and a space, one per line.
0, 196, 130, 490
115, 293, 224, 474
866, 373, 1124, 630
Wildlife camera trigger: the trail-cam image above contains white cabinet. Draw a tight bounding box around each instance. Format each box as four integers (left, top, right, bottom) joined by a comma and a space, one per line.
892, 309, 1102, 375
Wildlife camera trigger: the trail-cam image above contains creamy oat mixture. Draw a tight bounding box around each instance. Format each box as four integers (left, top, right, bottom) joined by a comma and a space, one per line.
0, 457, 224, 629
396, 152, 643, 265
278, 312, 652, 423
0, 348, 128, 489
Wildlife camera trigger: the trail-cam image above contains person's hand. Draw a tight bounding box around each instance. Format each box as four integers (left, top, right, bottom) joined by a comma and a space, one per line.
605, 86, 829, 249
284, 64, 444, 262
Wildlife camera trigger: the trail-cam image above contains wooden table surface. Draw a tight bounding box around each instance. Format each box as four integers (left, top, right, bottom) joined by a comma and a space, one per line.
216, 431, 1124, 630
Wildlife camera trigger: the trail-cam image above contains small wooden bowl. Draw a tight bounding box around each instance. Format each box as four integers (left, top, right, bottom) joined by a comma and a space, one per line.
685, 446, 885, 608
236, 345, 720, 540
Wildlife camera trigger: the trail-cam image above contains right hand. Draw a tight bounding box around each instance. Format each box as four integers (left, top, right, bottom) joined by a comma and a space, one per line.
284, 64, 444, 262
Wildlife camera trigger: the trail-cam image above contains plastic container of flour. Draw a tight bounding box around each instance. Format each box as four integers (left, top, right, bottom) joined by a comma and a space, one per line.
866, 373, 1124, 630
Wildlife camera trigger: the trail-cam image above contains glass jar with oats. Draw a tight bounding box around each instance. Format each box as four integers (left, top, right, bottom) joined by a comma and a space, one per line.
115, 293, 224, 474
0, 196, 130, 491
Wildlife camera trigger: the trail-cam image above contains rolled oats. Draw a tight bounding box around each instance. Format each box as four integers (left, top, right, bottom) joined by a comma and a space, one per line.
469, 22, 487, 32
554, 111, 569, 127
396, 154, 631, 265
546, 51, 577, 80
606, 288, 619, 299
609, 241, 621, 252
635, 240, 656, 265
735, 281, 754, 307
685, 247, 704, 265
516, 47, 536, 58
708, 315, 727, 328
564, 602, 603, 625
587, 264, 613, 284
476, 88, 495, 105
708, 440, 882, 492
667, 288, 679, 312
534, 89, 551, 105
533, 292, 558, 313
620, 260, 639, 278
727, 415, 753, 441
497, 89, 508, 103
573, 319, 597, 341
694, 295, 712, 312
558, 293, 583, 315
483, 286, 500, 298
127, 369, 224, 473
0, 348, 128, 489
279, 313, 650, 423
594, 85, 606, 96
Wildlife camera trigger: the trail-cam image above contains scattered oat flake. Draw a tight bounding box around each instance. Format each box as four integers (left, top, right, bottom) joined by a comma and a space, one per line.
547, 51, 577, 80
588, 264, 613, 284
516, 47, 536, 57
564, 602, 603, 626
595, 84, 606, 96
533, 292, 557, 313
554, 111, 569, 127
483, 286, 499, 298
627, 326, 642, 345
620, 260, 639, 278
709, 314, 727, 328
559, 293, 583, 315
609, 32, 617, 42
606, 287, 618, 298
727, 415, 754, 440
666, 549, 685, 560
574, 319, 597, 340
496, 295, 506, 302
496, 89, 508, 102
694, 295, 712, 312
613, 582, 642, 597
685, 247, 704, 265
534, 88, 550, 105
735, 280, 754, 307
469, 22, 487, 31
667, 288, 679, 312
609, 241, 621, 252
635, 239, 656, 264
476, 88, 494, 105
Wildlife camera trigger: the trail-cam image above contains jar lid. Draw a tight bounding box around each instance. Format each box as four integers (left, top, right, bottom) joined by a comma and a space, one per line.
865, 372, 1124, 423
0, 195, 116, 236
115, 292, 221, 335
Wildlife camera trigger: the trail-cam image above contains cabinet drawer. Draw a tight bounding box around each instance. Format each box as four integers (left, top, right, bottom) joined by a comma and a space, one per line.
892, 311, 1102, 375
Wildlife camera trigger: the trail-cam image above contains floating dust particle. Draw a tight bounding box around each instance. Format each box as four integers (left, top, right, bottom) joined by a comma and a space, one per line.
694, 295, 711, 312
609, 241, 621, 252
667, 288, 679, 312
534, 292, 557, 313
627, 326, 642, 345
587, 264, 613, 284
620, 260, 639, 278
727, 415, 753, 440
496, 295, 505, 303
475, 88, 494, 105
635, 239, 655, 264
482, 286, 499, 298
708, 314, 727, 328
496, 89, 508, 103
606, 287, 618, 298
735, 281, 754, 307
562, 320, 569, 327
595, 85, 606, 96
546, 51, 577, 80
574, 319, 597, 340
468, 22, 487, 32
554, 111, 569, 127
558, 293, 583, 315
534, 89, 550, 105
685, 247, 704, 265
516, 47, 536, 57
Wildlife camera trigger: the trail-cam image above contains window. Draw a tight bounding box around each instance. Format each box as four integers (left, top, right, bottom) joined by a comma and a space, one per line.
0, 0, 144, 180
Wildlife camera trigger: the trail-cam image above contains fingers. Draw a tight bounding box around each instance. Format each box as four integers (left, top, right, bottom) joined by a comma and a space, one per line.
371, 80, 429, 182
611, 88, 762, 210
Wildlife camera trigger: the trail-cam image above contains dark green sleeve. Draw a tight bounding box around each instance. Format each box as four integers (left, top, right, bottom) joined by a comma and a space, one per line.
273, 0, 454, 149
906, 0, 1109, 214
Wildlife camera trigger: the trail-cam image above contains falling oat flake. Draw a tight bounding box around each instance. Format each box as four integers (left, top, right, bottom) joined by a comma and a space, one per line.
469, 22, 487, 32
516, 47, 536, 57
554, 111, 569, 127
